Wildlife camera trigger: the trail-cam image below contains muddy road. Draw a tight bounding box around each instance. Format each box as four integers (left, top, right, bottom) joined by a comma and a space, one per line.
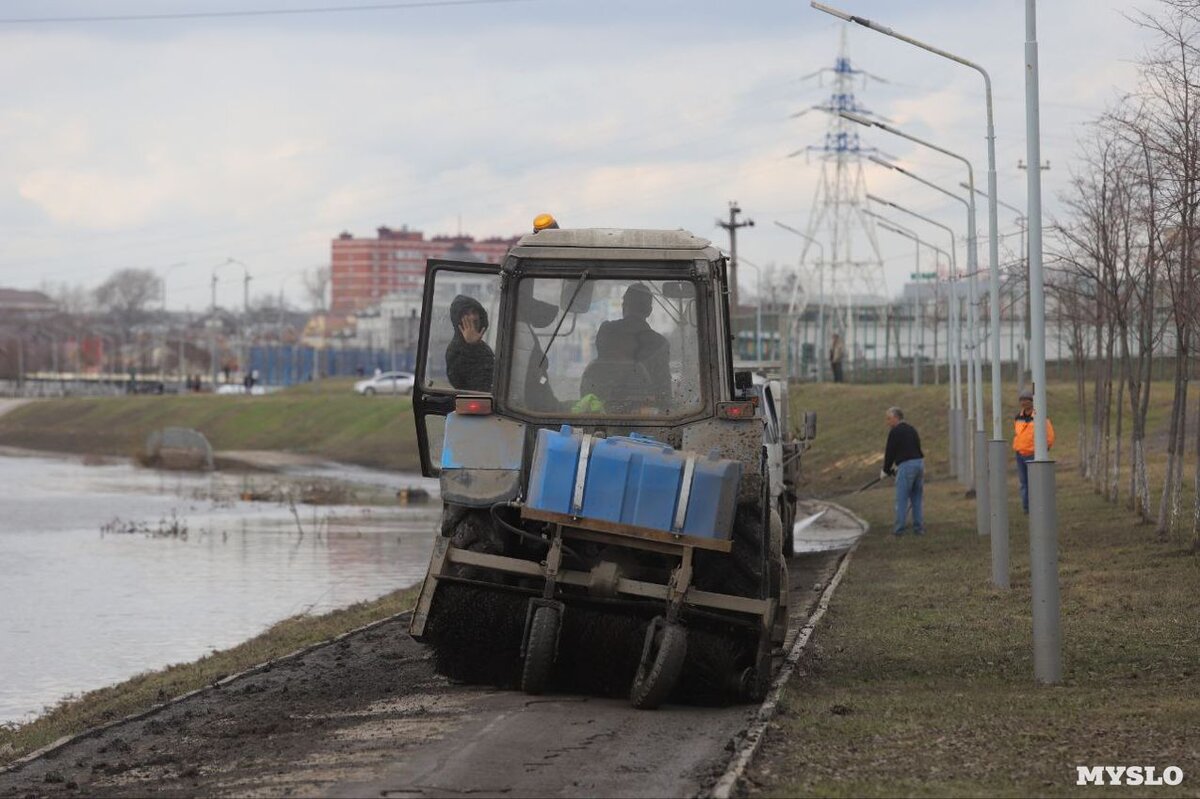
1, 510, 861, 798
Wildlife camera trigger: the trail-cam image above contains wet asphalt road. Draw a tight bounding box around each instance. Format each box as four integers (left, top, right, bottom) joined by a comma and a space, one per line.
0, 516, 858, 798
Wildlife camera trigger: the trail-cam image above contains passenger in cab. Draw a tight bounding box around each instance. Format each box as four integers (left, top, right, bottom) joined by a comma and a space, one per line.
445, 295, 494, 392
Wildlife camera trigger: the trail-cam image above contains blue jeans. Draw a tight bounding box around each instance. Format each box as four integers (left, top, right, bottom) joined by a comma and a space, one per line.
893, 458, 924, 535
1015, 451, 1032, 513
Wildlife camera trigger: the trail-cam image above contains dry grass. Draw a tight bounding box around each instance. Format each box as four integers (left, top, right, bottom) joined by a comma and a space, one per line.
754, 382, 1200, 797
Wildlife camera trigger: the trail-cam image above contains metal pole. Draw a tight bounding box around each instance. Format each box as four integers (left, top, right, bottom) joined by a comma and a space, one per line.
1026, 0, 1061, 684
912, 240, 920, 387
718, 201, 754, 328
818, 0, 1006, 546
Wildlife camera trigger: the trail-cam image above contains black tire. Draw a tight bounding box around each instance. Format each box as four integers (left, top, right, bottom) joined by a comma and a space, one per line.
521, 604, 560, 695
740, 639, 773, 702
694, 502, 767, 599
630, 618, 688, 710
424, 505, 522, 686
363, 386, 376, 396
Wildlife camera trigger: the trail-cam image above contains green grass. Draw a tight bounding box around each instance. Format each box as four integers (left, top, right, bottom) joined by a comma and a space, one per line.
0, 380, 420, 471
760, 382, 1200, 797
0, 586, 418, 767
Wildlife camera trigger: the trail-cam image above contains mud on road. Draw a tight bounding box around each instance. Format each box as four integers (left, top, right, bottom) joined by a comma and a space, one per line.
1, 549, 844, 799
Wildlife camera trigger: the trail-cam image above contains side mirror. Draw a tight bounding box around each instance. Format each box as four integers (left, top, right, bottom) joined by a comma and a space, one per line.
559, 277, 594, 313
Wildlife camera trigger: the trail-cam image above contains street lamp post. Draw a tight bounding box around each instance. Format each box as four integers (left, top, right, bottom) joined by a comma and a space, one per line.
817, 0, 1011, 580
812, 1, 1003, 428
869, 190, 999, 552
774, 221, 826, 382
160, 261, 187, 382
841, 110, 987, 516
1025, 0, 1062, 685
868, 219, 952, 389
226, 258, 253, 383
962, 182, 1028, 384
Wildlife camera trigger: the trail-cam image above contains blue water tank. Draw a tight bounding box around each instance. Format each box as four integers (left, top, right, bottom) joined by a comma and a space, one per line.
527, 425, 582, 514
629, 444, 685, 530
528, 428, 741, 541
681, 450, 742, 540
580, 437, 644, 523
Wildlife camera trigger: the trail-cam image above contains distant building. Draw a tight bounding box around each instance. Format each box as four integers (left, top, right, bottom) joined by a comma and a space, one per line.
0, 288, 56, 317
330, 226, 519, 314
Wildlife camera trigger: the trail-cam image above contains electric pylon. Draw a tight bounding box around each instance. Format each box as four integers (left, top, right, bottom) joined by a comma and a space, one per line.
789, 27, 889, 381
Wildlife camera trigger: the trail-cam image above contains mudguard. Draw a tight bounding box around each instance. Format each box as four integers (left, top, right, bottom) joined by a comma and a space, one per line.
440, 412, 526, 507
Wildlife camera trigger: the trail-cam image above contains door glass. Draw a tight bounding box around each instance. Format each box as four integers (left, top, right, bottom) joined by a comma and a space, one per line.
422, 272, 502, 393
423, 414, 447, 473
505, 276, 704, 418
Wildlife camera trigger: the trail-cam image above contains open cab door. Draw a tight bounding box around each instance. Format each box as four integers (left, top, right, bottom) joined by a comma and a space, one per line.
413, 259, 503, 477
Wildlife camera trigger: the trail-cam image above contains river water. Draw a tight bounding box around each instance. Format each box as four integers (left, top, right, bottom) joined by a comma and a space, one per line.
0, 451, 440, 726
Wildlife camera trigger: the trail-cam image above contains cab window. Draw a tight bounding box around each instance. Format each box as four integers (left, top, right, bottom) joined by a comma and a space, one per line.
505, 276, 704, 418
421, 272, 502, 393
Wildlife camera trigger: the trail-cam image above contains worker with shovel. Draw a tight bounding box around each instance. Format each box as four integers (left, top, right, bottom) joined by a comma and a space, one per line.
882, 406, 925, 536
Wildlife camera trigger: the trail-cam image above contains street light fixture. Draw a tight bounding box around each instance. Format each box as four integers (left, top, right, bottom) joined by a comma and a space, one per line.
774, 221, 826, 383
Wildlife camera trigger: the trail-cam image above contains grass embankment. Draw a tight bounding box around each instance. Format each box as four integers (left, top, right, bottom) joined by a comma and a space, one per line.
758, 382, 1200, 797
0, 587, 418, 768
0, 378, 420, 471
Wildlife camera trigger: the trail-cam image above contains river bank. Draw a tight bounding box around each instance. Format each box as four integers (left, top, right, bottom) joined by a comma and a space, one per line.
0, 379, 422, 473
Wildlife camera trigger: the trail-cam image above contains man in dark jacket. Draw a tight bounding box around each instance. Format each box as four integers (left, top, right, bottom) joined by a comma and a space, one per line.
882, 406, 925, 536
592, 284, 671, 406
445, 295, 495, 392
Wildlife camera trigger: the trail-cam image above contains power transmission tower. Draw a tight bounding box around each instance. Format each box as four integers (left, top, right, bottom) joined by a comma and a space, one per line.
717, 201, 754, 316
789, 27, 888, 381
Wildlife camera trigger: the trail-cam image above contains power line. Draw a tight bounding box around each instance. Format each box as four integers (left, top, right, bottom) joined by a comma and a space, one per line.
0, 0, 534, 25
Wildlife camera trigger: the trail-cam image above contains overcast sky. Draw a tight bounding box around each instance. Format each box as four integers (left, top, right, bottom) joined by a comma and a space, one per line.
0, 0, 1158, 311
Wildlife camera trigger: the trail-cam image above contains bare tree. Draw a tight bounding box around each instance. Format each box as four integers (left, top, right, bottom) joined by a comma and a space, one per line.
303, 266, 331, 314
92, 268, 162, 331
1127, 2, 1200, 543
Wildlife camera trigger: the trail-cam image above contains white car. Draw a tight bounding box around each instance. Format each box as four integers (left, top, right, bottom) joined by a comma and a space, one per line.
355, 371, 415, 396
215, 383, 267, 396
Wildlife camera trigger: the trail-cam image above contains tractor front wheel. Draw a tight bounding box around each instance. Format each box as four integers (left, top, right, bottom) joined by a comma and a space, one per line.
630, 617, 687, 710
521, 603, 561, 695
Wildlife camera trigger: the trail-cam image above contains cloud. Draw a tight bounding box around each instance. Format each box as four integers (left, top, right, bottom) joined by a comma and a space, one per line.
0, 0, 1165, 309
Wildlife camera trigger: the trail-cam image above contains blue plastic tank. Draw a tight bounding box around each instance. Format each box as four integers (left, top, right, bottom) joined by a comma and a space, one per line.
527, 425, 583, 514
629, 445, 685, 530
580, 437, 642, 523
681, 449, 742, 539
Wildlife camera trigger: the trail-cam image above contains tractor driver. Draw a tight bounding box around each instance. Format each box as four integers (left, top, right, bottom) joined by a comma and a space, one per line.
591, 284, 671, 407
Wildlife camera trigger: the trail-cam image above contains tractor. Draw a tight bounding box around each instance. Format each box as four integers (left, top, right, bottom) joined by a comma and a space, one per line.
407, 216, 810, 708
